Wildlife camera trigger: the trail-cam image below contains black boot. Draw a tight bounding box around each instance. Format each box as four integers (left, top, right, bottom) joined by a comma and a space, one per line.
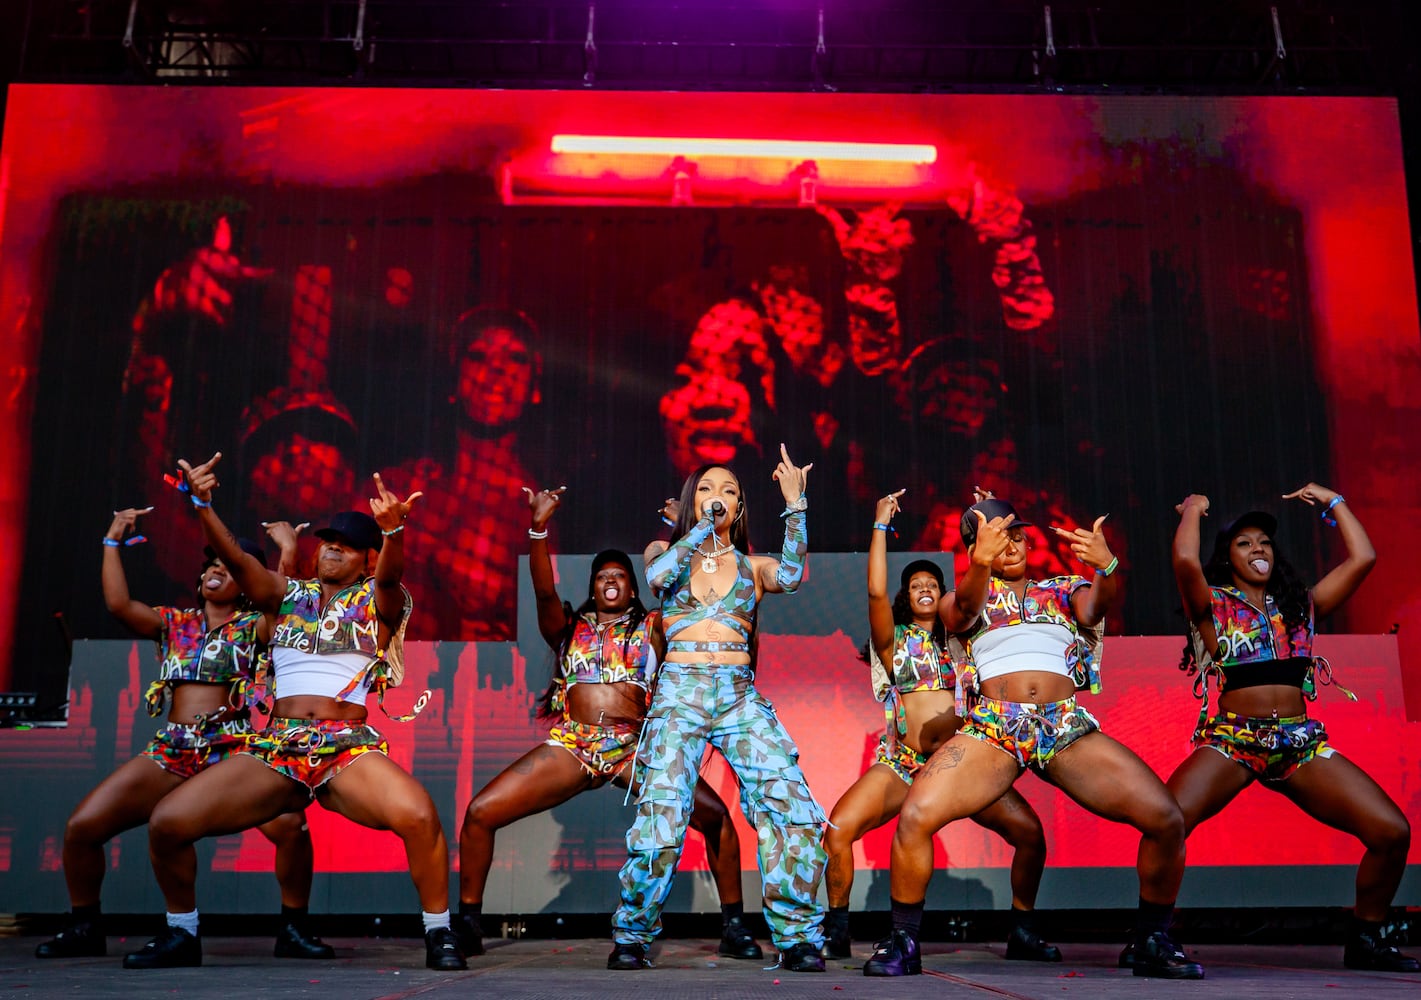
863, 929, 921, 977
607, 942, 652, 970
1005, 920, 1062, 962
456, 912, 486, 957
1344, 922, 1421, 972
1132, 929, 1204, 980
821, 918, 853, 960
779, 941, 826, 972
1117, 940, 1136, 968
274, 921, 335, 959
718, 915, 763, 960
123, 926, 202, 969
424, 926, 467, 971
35, 920, 106, 959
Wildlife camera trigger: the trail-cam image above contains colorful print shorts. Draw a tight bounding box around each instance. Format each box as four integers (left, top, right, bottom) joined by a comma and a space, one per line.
873, 733, 929, 785
546, 717, 641, 779
240, 717, 388, 793
1195, 711, 1333, 783
961, 695, 1100, 772
142, 717, 254, 780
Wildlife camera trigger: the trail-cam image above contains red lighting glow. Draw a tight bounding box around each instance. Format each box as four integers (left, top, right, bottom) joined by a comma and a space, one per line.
550, 134, 938, 164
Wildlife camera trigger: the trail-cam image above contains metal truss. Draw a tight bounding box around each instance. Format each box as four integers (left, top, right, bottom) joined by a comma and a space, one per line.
11, 1, 1408, 93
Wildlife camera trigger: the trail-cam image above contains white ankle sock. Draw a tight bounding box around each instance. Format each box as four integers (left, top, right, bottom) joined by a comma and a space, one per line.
165, 910, 199, 936
422, 910, 451, 934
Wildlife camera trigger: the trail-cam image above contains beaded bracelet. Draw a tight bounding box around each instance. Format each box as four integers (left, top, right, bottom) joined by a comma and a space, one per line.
381, 525, 405, 537
1321, 495, 1345, 527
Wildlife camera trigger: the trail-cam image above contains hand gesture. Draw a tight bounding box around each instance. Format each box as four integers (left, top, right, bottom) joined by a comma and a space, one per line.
659, 497, 682, 528
369, 472, 423, 532
106, 506, 154, 542
148, 217, 273, 327
772, 442, 813, 505
972, 484, 996, 505
1052, 515, 1114, 573
176, 451, 223, 504
1283, 482, 1339, 507
522, 485, 567, 530
875, 489, 905, 525
261, 520, 310, 552
1175, 494, 1210, 517
968, 511, 1013, 566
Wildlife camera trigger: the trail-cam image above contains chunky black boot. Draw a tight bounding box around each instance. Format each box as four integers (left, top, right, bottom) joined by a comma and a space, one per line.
1004, 921, 1062, 962
274, 921, 335, 959
718, 915, 764, 959
35, 920, 106, 959
1344, 923, 1421, 972
607, 942, 652, 970
455, 912, 486, 957
821, 919, 853, 959
423, 926, 467, 970
1132, 929, 1204, 980
863, 929, 921, 977
123, 926, 202, 969
778, 941, 826, 972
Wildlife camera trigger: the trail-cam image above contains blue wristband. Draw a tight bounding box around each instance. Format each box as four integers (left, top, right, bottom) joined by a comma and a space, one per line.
102, 537, 120, 547
190, 495, 212, 509
873, 522, 890, 532
1321, 495, 1344, 527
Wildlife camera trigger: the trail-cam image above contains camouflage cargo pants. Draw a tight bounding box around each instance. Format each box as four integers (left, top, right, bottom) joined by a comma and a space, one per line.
613, 662, 826, 951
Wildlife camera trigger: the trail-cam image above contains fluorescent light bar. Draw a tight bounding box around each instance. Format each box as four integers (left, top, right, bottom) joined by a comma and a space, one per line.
551, 135, 937, 164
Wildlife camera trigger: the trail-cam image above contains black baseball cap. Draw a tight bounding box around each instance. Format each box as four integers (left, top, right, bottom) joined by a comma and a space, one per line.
900, 559, 946, 592
590, 549, 639, 597
203, 537, 268, 569
959, 498, 1032, 548
1211, 510, 1278, 561
315, 511, 384, 553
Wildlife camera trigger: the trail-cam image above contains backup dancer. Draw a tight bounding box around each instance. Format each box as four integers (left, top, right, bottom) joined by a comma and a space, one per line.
456, 485, 761, 960
37, 508, 329, 962
127, 453, 466, 971
1160, 487, 1415, 972
610, 447, 828, 973
822, 490, 1057, 962
869, 496, 1202, 980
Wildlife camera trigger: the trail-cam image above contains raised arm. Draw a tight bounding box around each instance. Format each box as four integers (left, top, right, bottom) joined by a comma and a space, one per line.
939, 510, 1009, 633
262, 519, 309, 579
1284, 482, 1376, 617
101, 507, 162, 637
1171, 494, 1214, 625
758, 443, 812, 595
368, 472, 423, 633
645, 517, 714, 597
1055, 514, 1120, 628
524, 485, 571, 648
179, 452, 286, 614
868, 490, 904, 662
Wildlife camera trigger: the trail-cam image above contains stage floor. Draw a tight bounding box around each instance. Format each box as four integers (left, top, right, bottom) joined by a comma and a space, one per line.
3, 936, 1419, 998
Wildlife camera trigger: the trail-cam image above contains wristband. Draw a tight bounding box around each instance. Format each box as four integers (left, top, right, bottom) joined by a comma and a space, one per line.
1098, 556, 1119, 577
873, 522, 890, 532
1321, 495, 1345, 527
102, 537, 121, 547
381, 525, 405, 537
103, 536, 147, 547
190, 495, 212, 509
528, 528, 549, 540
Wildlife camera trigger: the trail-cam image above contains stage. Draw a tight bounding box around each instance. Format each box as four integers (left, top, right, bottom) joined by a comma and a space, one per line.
3, 936, 1418, 999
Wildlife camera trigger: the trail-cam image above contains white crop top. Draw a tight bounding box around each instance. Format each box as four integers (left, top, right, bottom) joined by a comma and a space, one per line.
974, 621, 1074, 681
271, 647, 372, 706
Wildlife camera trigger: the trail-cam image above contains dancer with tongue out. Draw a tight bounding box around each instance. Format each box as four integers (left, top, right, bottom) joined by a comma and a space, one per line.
455, 485, 758, 961
1159, 486, 1415, 973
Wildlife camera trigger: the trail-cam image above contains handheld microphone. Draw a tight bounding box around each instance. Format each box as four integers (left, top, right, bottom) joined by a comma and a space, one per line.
706, 500, 725, 517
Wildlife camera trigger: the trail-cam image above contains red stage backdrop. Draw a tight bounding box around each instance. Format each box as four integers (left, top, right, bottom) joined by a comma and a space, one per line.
0, 87, 1419, 910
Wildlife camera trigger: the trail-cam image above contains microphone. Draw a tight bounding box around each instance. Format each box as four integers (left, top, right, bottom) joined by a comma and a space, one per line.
705, 500, 725, 517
